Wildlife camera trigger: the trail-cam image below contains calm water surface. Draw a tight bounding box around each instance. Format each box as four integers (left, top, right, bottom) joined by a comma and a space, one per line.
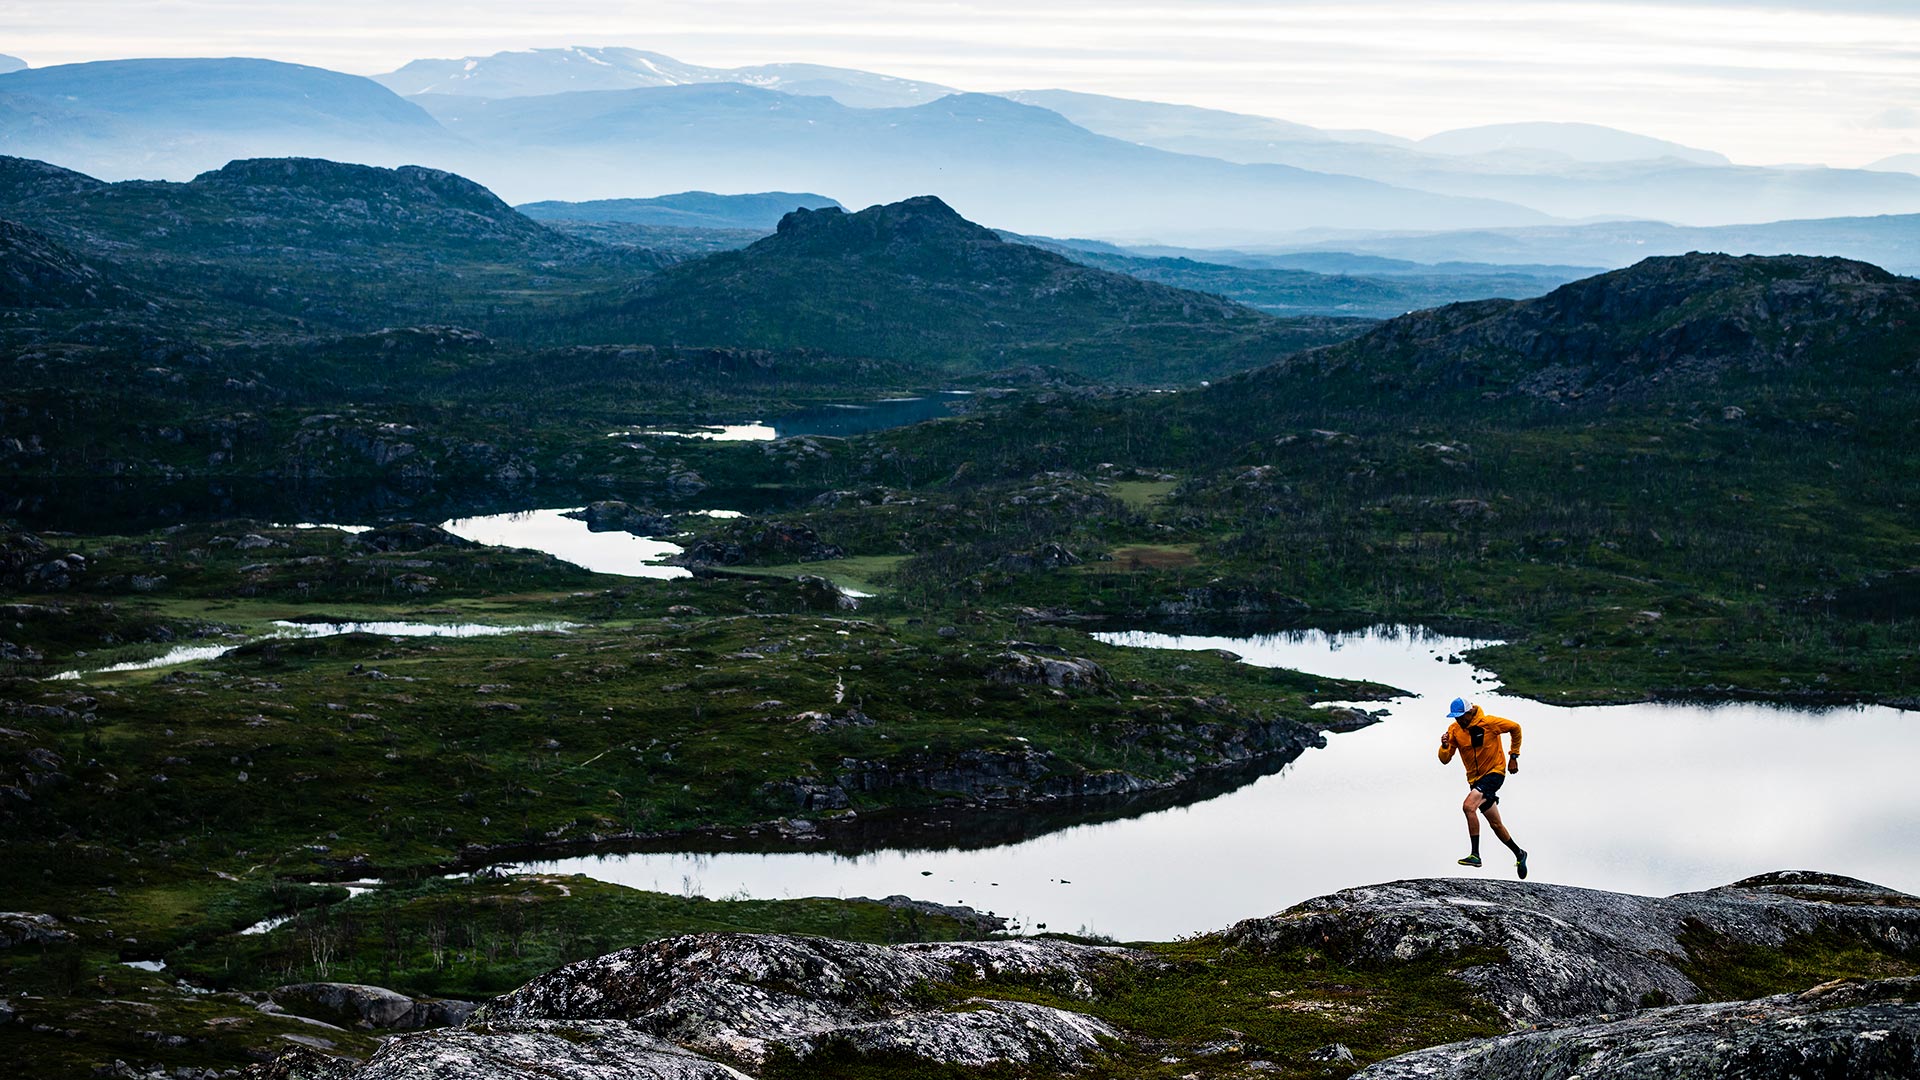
512, 626, 1920, 940
612, 394, 969, 442
439, 508, 690, 578
54, 619, 577, 680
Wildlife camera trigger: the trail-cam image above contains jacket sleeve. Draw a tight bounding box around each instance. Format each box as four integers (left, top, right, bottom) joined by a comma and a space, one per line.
1488, 715, 1522, 754
1438, 728, 1456, 764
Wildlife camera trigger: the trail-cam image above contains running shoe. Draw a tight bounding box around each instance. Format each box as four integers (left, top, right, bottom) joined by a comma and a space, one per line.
1457, 854, 1482, 868
1516, 851, 1530, 879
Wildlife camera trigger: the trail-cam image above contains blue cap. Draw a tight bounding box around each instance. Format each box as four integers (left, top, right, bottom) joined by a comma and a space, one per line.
1447, 697, 1469, 718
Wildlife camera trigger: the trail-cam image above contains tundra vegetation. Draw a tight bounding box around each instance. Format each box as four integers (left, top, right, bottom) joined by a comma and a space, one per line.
3, 155, 1918, 1077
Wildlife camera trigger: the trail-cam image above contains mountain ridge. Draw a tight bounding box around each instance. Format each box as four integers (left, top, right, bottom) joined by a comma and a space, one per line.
583, 194, 1367, 379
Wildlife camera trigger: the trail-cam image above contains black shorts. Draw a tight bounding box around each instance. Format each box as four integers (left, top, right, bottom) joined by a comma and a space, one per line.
1470, 771, 1505, 806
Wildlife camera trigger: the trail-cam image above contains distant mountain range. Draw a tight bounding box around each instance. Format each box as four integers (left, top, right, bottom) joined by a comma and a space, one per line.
1270, 214, 1920, 275
375, 46, 958, 108
1, 48, 1917, 248
1007, 90, 1913, 226
0, 54, 26, 75
0, 57, 457, 180
416, 84, 1543, 237
520, 191, 843, 231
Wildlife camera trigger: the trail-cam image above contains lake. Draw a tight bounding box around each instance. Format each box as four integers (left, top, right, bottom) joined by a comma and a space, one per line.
612, 393, 970, 442
438, 507, 692, 579
504, 625, 1920, 941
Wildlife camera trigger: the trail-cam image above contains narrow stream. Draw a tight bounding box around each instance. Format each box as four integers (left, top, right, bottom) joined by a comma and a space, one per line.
501, 625, 1920, 941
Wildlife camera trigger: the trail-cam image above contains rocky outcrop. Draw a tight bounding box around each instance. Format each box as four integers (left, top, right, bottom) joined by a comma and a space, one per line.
346, 522, 473, 553
253, 874, 1920, 1080
563, 500, 673, 535
1357, 976, 1920, 1079
1225, 871, 1920, 1025
286, 934, 1131, 1079
346, 1023, 751, 1079
678, 522, 843, 566
0, 911, 74, 948
988, 651, 1109, 690
269, 982, 477, 1031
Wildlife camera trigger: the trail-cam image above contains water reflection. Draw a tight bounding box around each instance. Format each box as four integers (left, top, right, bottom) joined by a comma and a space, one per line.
509, 625, 1920, 941
439, 508, 690, 579
611, 394, 968, 444
54, 619, 578, 680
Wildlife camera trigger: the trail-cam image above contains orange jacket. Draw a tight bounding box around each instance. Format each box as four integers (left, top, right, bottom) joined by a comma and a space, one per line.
1438, 705, 1522, 783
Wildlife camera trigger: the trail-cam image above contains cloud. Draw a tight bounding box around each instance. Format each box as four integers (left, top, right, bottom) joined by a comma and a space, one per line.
1866, 106, 1920, 129
8, 1, 1920, 166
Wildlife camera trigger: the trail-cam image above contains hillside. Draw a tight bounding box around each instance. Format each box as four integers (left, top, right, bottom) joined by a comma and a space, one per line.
1268, 253, 1920, 407
582, 195, 1367, 379
0, 217, 141, 309
0, 155, 644, 330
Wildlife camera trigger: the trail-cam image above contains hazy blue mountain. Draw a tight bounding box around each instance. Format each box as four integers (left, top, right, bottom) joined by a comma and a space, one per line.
519, 191, 843, 230
1000, 231, 1580, 318
418, 85, 1548, 240
1870, 154, 1920, 175
1003, 89, 1332, 145
1415, 121, 1729, 166
0, 55, 26, 74
0, 58, 458, 180
996, 89, 1920, 225
1273, 214, 1920, 275
376, 46, 958, 108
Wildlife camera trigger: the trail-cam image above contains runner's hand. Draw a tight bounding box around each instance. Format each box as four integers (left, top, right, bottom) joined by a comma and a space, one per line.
1509, 753, 1520, 773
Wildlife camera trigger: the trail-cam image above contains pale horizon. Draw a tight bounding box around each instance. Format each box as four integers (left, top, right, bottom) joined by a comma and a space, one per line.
5, 0, 1919, 170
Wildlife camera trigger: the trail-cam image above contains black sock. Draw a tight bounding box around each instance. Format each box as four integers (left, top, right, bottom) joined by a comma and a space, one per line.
1470, 834, 1481, 856
1501, 835, 1524, 857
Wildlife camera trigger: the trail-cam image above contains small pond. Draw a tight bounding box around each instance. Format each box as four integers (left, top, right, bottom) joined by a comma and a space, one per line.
612, 393, 971, 442
501, 625, 1920, 941
438, 508, 691, 579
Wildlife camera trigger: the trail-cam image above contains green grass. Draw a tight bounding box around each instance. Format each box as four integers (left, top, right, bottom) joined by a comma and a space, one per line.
1109, 480, 1179, 511
718, 554, 913, 595
167, 874, 995, 1000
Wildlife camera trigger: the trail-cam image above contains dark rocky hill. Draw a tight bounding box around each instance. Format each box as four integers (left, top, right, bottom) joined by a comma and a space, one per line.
591, 195, 1366, 381
1269, 253, 1920, 406
0, 155, 648, 331
0, 218, 140, 308
2, 156, 583, 257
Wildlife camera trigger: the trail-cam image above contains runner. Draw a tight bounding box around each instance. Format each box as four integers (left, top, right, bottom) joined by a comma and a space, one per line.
1438, 697, 1529, 878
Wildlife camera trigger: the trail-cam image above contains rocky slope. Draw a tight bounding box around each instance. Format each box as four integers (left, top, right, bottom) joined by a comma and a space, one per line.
1225, 870, 1920, 1025
0, 217, 141, 308
251, 872, 1920, 1080
1356, 976, 1920, 1079
1265, 253, 1920, 406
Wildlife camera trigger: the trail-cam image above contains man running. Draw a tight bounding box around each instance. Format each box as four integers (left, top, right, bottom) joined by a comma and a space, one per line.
1438, 697, 1529, 878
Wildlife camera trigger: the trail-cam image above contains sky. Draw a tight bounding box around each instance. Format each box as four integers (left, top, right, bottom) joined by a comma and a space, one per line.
5, 0, 1919, 167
